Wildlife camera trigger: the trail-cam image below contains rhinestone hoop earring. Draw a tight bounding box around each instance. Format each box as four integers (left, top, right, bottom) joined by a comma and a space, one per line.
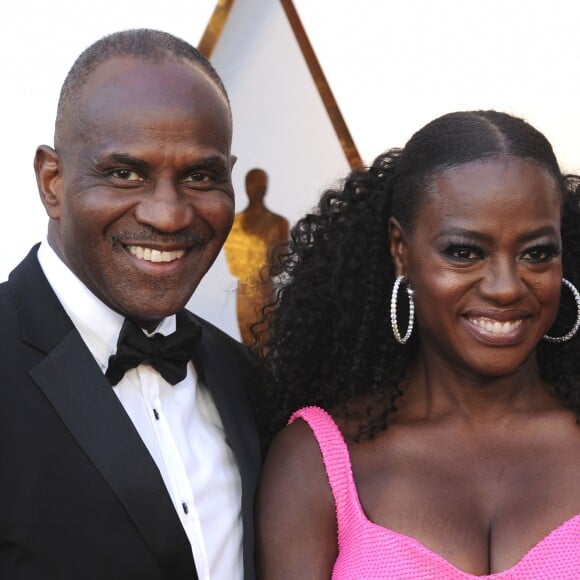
544, 278, 580, 343
391, 275, 415, 344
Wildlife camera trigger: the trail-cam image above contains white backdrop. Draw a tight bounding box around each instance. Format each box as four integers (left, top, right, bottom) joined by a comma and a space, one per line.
4, 0, 580, 338
295, 0, 580, 173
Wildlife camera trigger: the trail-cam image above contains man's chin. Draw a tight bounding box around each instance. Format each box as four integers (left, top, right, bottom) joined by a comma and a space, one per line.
116, 298, 192, 328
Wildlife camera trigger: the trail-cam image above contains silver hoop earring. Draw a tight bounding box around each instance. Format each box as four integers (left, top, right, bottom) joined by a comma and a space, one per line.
391, 275, 415, 344
544, 278, 580, 343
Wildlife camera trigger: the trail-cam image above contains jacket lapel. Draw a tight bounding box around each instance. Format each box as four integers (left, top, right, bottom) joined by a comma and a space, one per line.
192, 325, 261, 579
10, 247, 197, 580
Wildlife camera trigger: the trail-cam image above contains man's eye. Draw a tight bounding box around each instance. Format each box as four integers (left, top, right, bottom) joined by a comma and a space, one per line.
111, 169, 142, 181
184, 172, 212, 184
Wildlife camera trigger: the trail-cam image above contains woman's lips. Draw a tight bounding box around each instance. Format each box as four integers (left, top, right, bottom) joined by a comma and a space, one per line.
464, 315, 529, 345
467, 317, 523, 335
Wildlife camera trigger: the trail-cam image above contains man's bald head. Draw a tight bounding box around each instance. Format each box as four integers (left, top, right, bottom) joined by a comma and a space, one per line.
55, 28, 229, 148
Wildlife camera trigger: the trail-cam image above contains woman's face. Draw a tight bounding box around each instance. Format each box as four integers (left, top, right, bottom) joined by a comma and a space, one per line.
391, 156, 563, 378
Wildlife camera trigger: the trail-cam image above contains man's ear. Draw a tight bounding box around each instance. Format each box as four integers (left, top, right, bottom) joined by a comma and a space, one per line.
230, 154, 238, 170
34, 145, 63, 219
388, 217, 408, 278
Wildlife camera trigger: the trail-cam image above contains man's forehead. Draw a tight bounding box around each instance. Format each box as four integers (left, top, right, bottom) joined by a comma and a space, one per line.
75, 55, 231, 131
56, 54, 231, 152
83, 55, 217, 98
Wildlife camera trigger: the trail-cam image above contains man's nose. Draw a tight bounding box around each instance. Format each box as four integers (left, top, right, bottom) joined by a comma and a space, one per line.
134, 179, 194, 232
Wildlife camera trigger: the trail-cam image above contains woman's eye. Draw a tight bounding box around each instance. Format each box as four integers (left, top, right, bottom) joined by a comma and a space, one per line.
524, 249, 546, 261
444, 246, 482, 261
111, 169, 142, 181
453, 248, 477, 260
522, 245, 559, 263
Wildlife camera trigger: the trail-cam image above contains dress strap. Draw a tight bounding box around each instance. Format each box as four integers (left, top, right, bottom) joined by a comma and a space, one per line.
289, 406, 359, 538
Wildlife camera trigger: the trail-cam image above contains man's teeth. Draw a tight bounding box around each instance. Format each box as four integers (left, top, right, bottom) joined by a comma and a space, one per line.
469, 317, 523, 335
128, 246, 186, 263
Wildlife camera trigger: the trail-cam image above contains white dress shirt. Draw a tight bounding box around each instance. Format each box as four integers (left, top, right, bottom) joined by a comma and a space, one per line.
37, 241, 243, 580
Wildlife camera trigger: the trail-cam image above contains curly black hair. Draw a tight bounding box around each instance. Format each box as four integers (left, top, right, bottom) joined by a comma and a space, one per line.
255, 110, 580, 444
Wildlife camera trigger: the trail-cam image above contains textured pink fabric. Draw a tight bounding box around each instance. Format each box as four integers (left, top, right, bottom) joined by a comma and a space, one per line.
289, 406, 580, 579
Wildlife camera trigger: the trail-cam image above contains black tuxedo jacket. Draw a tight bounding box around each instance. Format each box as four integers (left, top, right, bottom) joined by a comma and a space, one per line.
0, 247, 261, 580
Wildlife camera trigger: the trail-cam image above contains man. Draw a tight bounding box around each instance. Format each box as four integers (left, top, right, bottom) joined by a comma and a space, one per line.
0, 29, 260, 580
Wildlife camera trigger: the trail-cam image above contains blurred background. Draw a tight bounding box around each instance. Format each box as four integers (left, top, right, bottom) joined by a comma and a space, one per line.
3, 0, 579, 338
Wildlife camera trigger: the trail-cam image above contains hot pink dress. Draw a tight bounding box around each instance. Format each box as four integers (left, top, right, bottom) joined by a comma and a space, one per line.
289, 406, 580, 579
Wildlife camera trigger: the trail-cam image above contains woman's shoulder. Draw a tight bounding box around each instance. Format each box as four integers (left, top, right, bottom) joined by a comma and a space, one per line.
267, 407, 336, 477
256, 403, 392, 578
256, 407, 338, 576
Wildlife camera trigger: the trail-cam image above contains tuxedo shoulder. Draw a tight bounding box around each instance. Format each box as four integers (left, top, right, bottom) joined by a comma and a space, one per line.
187, 311, 244, 345
0, 281, 19, 334
186, 310, 255, 360
0, 279, 8, 295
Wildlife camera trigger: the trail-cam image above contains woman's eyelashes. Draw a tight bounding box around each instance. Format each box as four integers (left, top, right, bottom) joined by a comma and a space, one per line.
440, 238, 561, 265
441, 238, 484, 262
520, 243, 561, 264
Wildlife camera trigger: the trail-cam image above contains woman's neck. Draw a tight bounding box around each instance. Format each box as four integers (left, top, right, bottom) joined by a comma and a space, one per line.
397, 351, 556, 423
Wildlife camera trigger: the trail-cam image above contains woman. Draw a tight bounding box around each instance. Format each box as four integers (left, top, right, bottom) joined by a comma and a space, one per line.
256, 111, 580, 578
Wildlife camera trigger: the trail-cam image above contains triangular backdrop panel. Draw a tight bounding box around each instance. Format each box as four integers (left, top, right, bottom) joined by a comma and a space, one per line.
189, 0, 352, 339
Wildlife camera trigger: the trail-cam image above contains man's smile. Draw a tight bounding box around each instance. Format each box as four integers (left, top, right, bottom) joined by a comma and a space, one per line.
127, 245, 186, 263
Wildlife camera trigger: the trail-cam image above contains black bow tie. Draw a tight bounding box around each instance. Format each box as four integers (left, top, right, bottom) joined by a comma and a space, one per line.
106, 312, 202, 386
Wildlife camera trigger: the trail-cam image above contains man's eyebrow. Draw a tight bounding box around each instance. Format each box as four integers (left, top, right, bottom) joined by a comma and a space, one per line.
188, 155, 228, 169
97, 153, 152, 171
95, 152, 229, 174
